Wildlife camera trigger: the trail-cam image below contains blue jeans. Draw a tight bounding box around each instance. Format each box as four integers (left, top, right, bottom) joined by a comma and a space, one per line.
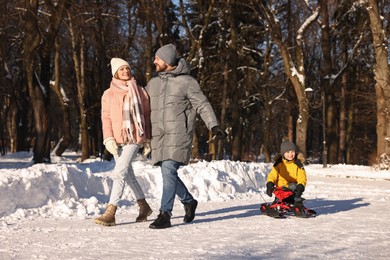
160, 160, 194, 214
109, 144, 145, 205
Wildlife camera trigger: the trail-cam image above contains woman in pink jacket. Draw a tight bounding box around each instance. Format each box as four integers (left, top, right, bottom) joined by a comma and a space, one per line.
95, 58, 152, 226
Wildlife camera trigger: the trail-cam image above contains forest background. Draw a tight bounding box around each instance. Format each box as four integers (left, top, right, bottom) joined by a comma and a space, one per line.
0, 0, 389, 167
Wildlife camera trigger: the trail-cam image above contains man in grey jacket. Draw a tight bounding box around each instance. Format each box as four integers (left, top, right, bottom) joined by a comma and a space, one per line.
146, 44, 226, 229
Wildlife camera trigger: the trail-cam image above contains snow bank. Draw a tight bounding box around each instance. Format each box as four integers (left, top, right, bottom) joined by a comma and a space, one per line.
0, 152, 272, 220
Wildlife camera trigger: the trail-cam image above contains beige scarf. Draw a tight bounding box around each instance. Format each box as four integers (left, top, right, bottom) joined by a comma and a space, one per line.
111, 78, 145, 144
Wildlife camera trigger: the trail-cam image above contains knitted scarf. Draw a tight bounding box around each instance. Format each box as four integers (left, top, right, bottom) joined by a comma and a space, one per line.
111, 78, 145, 144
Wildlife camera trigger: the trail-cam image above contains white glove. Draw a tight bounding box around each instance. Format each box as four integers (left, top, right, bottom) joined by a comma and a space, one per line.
142, 142, 151, 157
103, 137, 118, 156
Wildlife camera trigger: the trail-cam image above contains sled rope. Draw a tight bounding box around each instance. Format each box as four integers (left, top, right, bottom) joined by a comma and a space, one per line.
243, 170, 268, 203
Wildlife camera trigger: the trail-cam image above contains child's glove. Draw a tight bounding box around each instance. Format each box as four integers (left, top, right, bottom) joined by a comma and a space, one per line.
293, 199, 304, 208
103, 137, 118, 156
266, 182, 275, 197
294, 184, 305, 199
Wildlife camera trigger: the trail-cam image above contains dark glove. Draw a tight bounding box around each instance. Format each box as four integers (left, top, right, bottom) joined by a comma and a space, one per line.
294, 184, 305, 199
266, 182, 275, 197
211, 126, 227, 140
293, 199, 304, 208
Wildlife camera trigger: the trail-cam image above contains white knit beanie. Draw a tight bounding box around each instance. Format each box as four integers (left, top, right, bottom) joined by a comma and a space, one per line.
156, 44, 177, 66
110, 58, 130, 76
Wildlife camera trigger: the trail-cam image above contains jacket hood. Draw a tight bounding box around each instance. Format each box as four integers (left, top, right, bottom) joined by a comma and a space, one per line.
159, 58, 190, 77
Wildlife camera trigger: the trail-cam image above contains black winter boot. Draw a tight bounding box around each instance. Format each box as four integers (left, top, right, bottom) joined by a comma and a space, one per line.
183, 199, 198, 223
149, 211, 171, 229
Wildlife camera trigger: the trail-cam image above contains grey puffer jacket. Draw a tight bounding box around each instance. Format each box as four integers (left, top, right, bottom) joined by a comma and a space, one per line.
146, 58, 219, 165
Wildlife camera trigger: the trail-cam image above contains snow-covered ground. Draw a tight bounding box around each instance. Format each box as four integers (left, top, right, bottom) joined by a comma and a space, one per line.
0, 152, 389, 259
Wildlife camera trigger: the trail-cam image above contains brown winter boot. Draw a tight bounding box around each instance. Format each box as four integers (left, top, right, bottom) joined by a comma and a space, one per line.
136, 198, 153, 222
94, 204, 117, 226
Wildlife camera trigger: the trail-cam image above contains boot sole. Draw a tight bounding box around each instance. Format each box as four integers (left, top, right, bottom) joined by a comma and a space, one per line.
149, 223, 171, 229
94, 220, 116, 226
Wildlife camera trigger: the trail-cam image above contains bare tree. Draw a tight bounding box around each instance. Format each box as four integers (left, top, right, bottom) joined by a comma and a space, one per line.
1, 0, 388, 166
178, 0, 220, 159
139, 0, 154, 83
66, 9, 90, 161
254, 0, 319, 156
22, 0, 70, 163
51, 38, 72, 156
22, 0, 47, 163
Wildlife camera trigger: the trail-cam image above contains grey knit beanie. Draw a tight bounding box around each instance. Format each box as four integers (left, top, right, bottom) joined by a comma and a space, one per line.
156, 44, 177, 66
280, 141, 297, 155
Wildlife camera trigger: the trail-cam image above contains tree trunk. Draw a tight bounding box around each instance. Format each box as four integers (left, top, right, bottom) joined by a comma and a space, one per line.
261, 28, 273, 163
346, 66, 357, 163
227, 0, 242, 161
151, 1, 170, 45
22, 0, 49, 163
218, 62, 229, 160
263, 89, 272, 162
339, 39, 348, 163
366, 0, 390, 157
51, 39, 72, 156
68, 10, 89, 161
79, 36, 89, 161
7, 100, 18, 153
142, 0, 153, 83
320, 0, 337, 164
23, 0, 70, 163
287, 99, 294, 142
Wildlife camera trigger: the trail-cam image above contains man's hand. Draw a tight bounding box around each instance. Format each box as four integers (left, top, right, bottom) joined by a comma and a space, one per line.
211, 126, 227, 140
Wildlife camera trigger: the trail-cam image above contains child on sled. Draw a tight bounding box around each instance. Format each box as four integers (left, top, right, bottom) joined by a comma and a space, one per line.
266, 140, 306, 205
262, 140, 316, 217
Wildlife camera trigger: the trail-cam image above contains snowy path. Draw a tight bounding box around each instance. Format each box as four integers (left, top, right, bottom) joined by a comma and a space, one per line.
1, 175, 389, 260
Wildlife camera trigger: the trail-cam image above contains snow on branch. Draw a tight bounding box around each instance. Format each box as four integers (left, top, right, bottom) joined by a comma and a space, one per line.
326, 27, 366, 86
296, 7, 320, 43
291, 66, 305, 86
268, 85, 288, 105
34, 71, 47, 97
